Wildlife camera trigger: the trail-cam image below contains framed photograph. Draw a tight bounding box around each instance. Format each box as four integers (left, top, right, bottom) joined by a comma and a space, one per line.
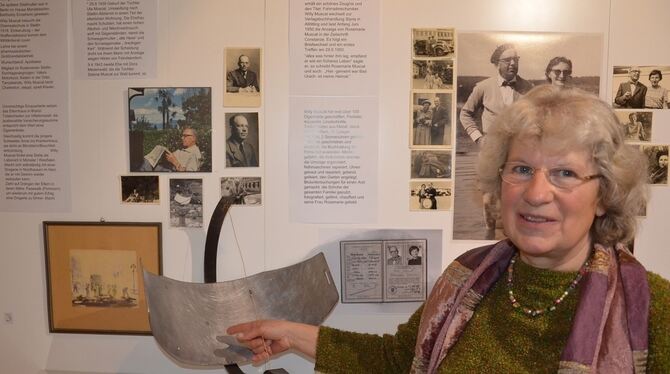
224, 47, 262, 107
43, 222, 162, 335
128, 87, 212, 173
412, 28, 455, 58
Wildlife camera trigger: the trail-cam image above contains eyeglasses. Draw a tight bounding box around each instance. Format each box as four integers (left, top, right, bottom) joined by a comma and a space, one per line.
499, 162, 602, 190
550, 69, 572, 76
499, 56, 520, 64
182, 134, 194, 138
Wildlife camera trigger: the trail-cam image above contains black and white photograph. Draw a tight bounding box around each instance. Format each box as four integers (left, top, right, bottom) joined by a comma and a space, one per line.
615, 111, 652, 143
128, 87, 212, 173
409, 181, 452, 211
120, 175, 159, 204
410, 150, 451, 179
612, 66, 670, 109
453, 32, 603, 240
406, 245, 422, 265
641, 145, 669, 185
383, 239, 427, 302
169, 178, 203, 228
411, 92, 452, 147
412, 59, 453, 89
220, 177, 262, 205
225, 112, 260, 168
412, 28, 455, 58
224, 47, 262, 107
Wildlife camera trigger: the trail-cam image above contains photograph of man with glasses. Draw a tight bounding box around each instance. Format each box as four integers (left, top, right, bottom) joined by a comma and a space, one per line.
139, 127, 203, 172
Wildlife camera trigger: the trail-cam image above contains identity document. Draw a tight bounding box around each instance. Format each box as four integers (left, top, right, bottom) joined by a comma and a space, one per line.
340, 239, 427, 303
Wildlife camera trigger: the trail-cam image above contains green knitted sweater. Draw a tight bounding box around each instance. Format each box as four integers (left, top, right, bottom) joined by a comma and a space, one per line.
315, 259, 670, 373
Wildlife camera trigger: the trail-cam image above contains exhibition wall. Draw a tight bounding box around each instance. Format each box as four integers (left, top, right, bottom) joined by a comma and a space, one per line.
1, 0, 669, 373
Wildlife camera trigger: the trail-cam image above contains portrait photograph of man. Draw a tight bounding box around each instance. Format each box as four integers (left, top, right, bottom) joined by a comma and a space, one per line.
224, 47, 262, 107
128, 87, 212, 172
453, 32, 603, 240
225, 112, 260, 168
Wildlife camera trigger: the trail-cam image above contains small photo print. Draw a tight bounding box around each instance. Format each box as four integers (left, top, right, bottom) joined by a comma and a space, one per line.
612, 66, 670, 109
225, 112, 260, 168
120, 175, 159, 204
169, 178, 203, 228
641, 145, 668, 185
412, 59, 453, 89
411, 92, 452, 147
411, 150, 451, 179
614, 111, 652, 143
128, 87, 212, 172
412, 59, 454, 90
409, 180, 453, 211
412, 28, 455, 58
220, 177, 262, 206
224, 47, 262, 107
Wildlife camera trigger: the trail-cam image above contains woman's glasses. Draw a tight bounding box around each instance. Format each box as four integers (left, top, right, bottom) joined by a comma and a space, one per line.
499, 162, 601, 190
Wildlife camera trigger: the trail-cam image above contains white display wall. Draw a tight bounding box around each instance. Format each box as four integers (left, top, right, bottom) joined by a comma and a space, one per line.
1, 0, 669, 373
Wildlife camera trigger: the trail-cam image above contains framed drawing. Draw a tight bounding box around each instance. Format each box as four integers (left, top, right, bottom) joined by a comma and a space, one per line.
43, 221, 162, 335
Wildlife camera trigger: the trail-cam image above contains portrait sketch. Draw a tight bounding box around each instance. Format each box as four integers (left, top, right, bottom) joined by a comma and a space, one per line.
225, 112, 260, 168
453, 31, 603, 240
220, 177, 262, 206
120, 175, 159, 204
409, 180, 452, 211
410, 92, 452, 147
69, 249, 139, 308
410, 150, 452, 179
224, 47, 262, 107
614, 110, 652, 143
169, 178, 203, 228
128, 87, 212, 173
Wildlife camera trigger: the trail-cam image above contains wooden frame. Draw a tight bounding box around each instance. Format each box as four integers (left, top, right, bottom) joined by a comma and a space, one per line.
43, 221, 162, 335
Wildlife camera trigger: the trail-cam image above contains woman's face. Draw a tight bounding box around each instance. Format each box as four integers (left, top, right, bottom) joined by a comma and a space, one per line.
500, 137, 604, 270
547, 62, 572, 87
659, 155, 669, 168
650, 74, 661, 87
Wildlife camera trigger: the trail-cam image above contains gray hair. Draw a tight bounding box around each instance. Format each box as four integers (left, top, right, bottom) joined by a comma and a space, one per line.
477, 85, 648, 246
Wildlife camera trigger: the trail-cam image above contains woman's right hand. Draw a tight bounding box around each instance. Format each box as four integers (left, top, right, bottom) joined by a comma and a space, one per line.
227, 320, 319, 363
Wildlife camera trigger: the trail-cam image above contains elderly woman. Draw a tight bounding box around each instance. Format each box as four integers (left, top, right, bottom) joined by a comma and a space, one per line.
545, 56, 573, 87
229, 86, 670, 373
645, 69, 669, 109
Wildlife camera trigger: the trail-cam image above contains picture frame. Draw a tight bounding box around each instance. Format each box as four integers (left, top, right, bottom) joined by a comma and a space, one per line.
43, 221, 162, 335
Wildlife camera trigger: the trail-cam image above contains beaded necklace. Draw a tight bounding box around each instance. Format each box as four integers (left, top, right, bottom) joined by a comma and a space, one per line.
506, 252, 590, 317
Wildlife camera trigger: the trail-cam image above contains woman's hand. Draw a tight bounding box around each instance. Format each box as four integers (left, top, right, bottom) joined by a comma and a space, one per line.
227, 320, 319, 364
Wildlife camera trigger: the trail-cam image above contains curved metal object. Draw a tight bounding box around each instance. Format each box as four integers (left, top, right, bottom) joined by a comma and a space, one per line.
143, 253, 338, 366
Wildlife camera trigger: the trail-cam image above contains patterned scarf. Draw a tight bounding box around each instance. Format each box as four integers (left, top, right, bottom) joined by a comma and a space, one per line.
410, 240, 649, 373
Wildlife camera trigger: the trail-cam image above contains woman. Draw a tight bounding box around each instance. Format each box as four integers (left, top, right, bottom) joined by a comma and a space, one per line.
545, 56, 572, 87
417, 183, 427, 207
649, 149, 668, 184
229, 86, 670, 372
645, 69, 668, 109
413, 100, 432, 145
625, 112, 648, 141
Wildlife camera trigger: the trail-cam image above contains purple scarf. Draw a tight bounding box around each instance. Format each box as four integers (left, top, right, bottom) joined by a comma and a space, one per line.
410, 240, 649, 373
